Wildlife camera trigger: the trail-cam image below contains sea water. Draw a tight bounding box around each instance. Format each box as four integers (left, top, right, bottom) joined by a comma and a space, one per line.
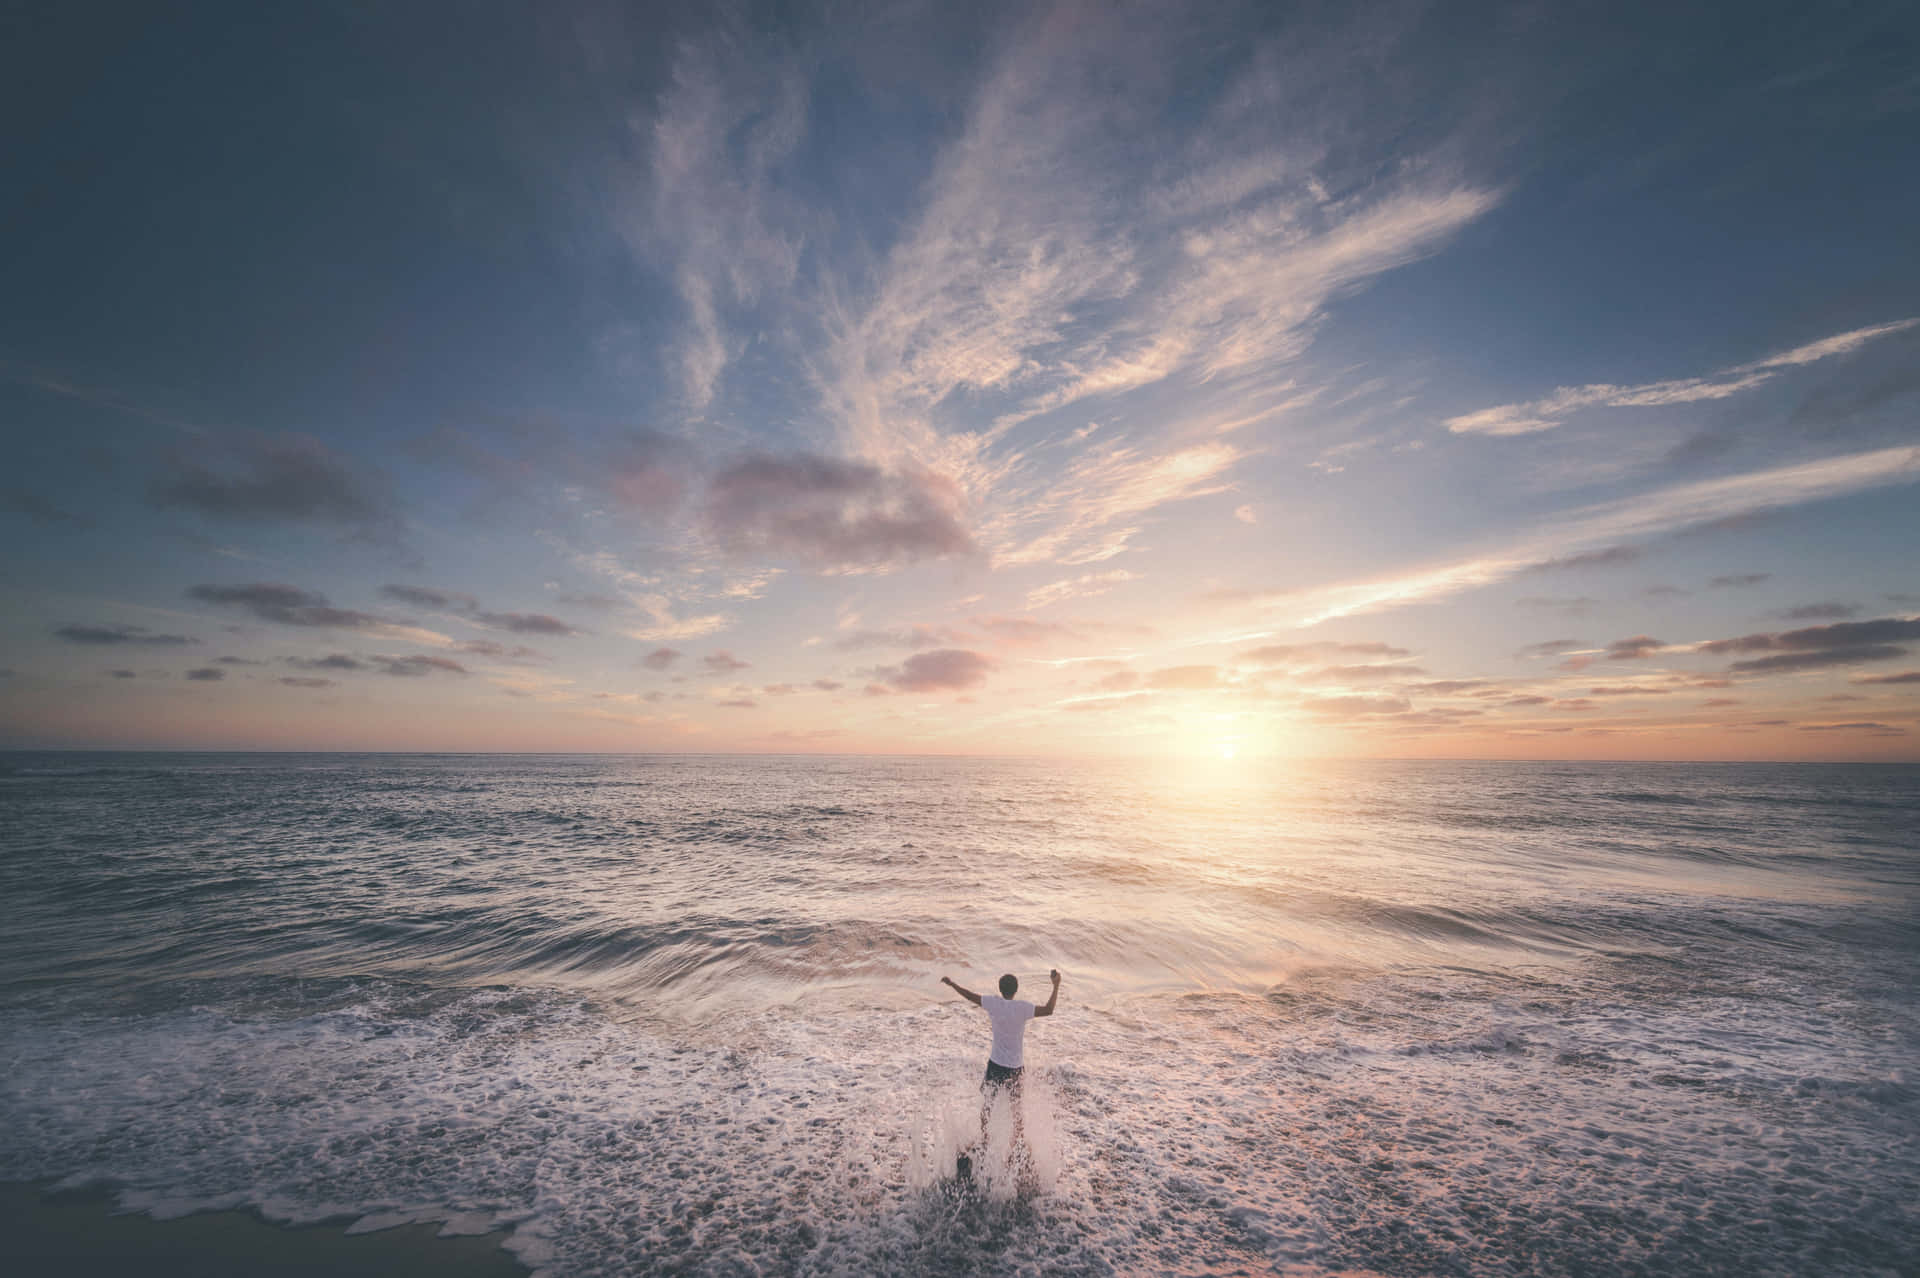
0, 753, 1915, 1275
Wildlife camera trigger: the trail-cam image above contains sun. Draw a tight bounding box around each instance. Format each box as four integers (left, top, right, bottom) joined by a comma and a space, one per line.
1218, 742, 1238, 761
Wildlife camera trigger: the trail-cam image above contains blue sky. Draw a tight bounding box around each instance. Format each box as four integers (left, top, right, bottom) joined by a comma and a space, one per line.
3, 0, 1918, 758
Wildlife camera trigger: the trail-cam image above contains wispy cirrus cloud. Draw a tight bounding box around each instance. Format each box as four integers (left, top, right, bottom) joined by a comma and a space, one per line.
804, 7, 1496, 570
1446, 319, 1918, 436
630, 34, 806, 412
1026, 569, 1138, 611
993, 441, 1244, 567
1230, 444, 1920, 627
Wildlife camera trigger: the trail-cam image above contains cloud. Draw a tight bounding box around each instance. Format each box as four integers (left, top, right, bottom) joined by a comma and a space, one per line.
642, 647, 682, 671
1799, 722, 1904, 733
1301, 694, 1411, 717
184, 667, 225, 681
995, 442, 1244, 567
834, 625, 965, 652
1525, 545, 1642, 573
1691, 613, 1920, 674
1093, 670, 1140, 692
1728, 646, 1907, 675
811, 679, 843, 692
702, 650, 749, 673
1300, 663, 1427, 683
381, 584, 474, 610
1587, 684, 1670, 696
1517, 638, 1584, 659
1445, 319, 1919, 435
371, 655, 468, 677
1238, 641, 1412, 666
1699, 617, 1920, 655
1604, 636, 1665, 660
473, 611, 579, 636
555, 592, 620, 612
214, 655, 262, 666
717, 698, 758, 709
153, 432, 399, 540
1851, 670, 1920, 685
109, 669, 136, 678
381, 585, 582, 636
1709, 573, 1771, 588
1407, 679, 1489, 694
451, 640, 547, 662
1234, 505, 1257, 525
621, 602, 732, 642
1231, 445, 1920, 627
703, 454, 973, 569
278, 676, 335, 688
808, 11, 1496, 571
288, 654, 364, 671
55, 623, 195, 646
634, 38, 805, 411
879, 648, 993, 693
1782, 603, 1859, 621
1061, 692, 1153, 712
1026, 570, 1138, 610
189, 583, 380, 629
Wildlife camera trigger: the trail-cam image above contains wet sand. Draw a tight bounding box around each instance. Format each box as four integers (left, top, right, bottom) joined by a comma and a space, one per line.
2, 1182, 528, 1277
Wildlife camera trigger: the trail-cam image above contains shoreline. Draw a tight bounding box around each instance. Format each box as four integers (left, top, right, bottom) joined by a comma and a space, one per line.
1, 1181, 529, 1277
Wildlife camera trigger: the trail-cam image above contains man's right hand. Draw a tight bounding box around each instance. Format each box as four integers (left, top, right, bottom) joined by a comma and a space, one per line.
1050, 969, 1061, 984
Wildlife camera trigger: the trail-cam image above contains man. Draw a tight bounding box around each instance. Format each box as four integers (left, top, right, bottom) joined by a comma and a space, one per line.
940, 969, 1060, 1182
940, 969, 1060, 1090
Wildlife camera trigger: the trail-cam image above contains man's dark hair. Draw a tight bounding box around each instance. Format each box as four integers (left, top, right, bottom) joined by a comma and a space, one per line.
999, 973, 1018, 998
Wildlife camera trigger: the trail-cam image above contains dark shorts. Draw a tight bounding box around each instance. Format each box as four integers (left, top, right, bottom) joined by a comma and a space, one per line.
983, 1060, 1023, 1089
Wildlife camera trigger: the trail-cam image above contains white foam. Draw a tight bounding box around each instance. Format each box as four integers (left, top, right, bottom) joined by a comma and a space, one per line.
1, 971, 1915, 1275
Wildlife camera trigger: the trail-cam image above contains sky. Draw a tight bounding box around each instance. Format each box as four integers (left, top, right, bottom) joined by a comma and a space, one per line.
3, 0, 1918, 760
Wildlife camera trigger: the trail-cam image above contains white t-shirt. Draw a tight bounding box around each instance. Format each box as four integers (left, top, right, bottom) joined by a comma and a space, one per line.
981, 994, 1036, 1068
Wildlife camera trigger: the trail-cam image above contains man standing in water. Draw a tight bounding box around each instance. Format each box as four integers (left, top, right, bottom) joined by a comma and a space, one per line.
941, 969, 1060, 1089
940, 969, 1060, 1180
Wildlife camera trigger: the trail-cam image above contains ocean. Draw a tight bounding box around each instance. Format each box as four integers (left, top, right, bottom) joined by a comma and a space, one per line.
1, 752, 1915, 1275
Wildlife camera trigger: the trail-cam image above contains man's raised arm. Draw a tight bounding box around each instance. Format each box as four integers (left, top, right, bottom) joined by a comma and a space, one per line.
940, 976, 983, 1006
1035, 968, 1061, 1017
